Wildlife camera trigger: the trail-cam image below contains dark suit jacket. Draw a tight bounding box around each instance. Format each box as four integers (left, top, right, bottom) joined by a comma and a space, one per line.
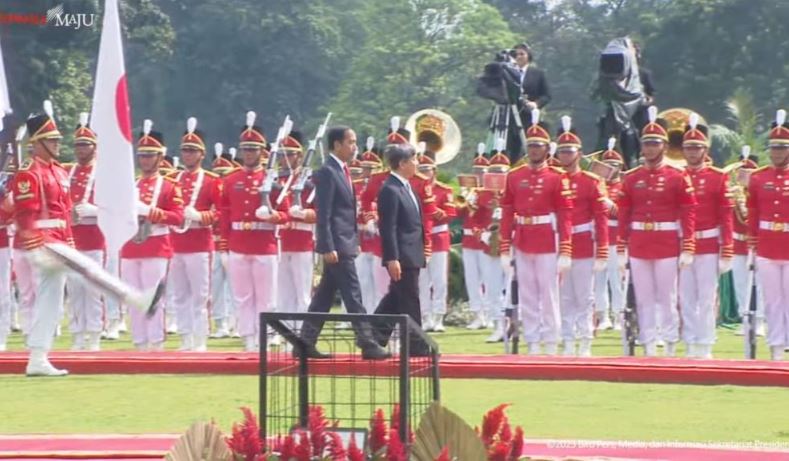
314, 156, 359, 257
377, 174, 425, 269
519, 66, 551, 109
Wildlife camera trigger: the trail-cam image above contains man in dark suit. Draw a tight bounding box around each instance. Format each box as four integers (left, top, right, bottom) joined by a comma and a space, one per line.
373, 143, 428, 353
299, 126, 390, 360
509, 43, 551, 163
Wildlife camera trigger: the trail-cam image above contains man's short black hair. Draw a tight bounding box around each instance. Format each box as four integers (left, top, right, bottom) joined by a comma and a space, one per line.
513, 42, 534, 60
385, 143, 416, 171
327, 126, 351, 151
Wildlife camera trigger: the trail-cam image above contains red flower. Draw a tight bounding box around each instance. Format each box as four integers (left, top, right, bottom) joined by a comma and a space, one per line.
226, 407, 263, 461
499, 420, 512, 443
308, 406, 329, 457
488, 442, 510, 461
369, 408, 388, 454
480, 404, 510, 447
386, 428, 407, 461
347, 436, 365, 461
293, 431, 312, 461
325, 431, 347, 460
435, 446, 451, 461
509, 426, 525, 460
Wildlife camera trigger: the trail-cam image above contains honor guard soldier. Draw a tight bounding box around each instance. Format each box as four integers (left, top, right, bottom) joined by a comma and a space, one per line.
593, 138, 626, 331
356, 141, 388, 312
121, 120, 185, 351
209, 145, 237, 338
220, 112, 290, 351
277, 132, 317, 327
616, 106, 697, 357
730, 148, 765, 337
169, 118, 222, 351
67, 113, 105, 351
679, 113, 734, 359
13, 102, 74, 375
0, 193, 12, 351
748, 109, 789, 361
499, 109, 573, 356
417, 155, 456, 332
554, 116, 609, 357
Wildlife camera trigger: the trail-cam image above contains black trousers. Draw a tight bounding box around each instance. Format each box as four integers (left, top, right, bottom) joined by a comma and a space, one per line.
373, 267, 427, 353
300, 255, 377, 348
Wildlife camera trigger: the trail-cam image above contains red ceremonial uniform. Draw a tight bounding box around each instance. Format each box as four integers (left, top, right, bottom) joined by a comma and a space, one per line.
220, 166, 289, 255
68, 163, 105, 251
170, 168, 223, 254
685, 166, 734, 257
279, 178, 316, 253
457, 191, 488, 252
606, 180, 622, 241
617, 164, 697, 259
566, 170, 609, 259
429, 181, 456, 252
747, 165, 789, 260
12, 157, 73, 250
360, 170, 388, 258
409, 173, 436, 258
499, 164, 573, 256
121, 174, 184, 258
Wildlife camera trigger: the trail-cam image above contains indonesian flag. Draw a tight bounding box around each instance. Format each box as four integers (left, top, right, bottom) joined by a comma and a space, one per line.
0, 36, 12, 132
91, 0, 137, 255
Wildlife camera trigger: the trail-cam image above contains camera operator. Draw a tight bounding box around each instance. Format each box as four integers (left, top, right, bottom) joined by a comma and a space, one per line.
508, 43, 552, 164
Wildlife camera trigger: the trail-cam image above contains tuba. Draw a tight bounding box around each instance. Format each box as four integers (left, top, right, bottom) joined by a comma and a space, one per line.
657, 108, 707, 167
405, 109, 461, 165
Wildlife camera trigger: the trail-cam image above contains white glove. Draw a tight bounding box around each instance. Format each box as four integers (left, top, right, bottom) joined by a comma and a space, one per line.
602, 197, 615, 211
75, 202, 98, 218
255, 206, 272, 220
184, 206, 202, 222
27, 247, 60, 272
492, 207, 502, 221
363, 220, 377, 235
593, 258, 607, 273
679, 251, 694, 269
288, 205, 306, 220
467, 192, 478, 207
718, 257, 733, 274
136, 201, 151, 217
557, 255, 572, 274
618, 250, 628, 272
480, 231, 492, 245
500, 253, 512, 271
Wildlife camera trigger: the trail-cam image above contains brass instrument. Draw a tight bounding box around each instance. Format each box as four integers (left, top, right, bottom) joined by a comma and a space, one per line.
657, 108, 708, 167
405, 109, 461, 165
454, 174, 479, 211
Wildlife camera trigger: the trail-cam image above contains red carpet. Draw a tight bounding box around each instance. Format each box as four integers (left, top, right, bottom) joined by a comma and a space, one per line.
0, 351, 788, 386
2, 435, 788, 460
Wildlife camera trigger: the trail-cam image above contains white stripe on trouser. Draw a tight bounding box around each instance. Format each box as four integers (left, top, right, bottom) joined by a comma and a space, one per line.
481, 252, 506, 320
462, 249, 485, 312
13, 249, 36, 335
228, 252, 277, 339
122, 258, 168, 346
418, 250, 449, 316
210, 254, 235, 321
25, 255, 67, 351
67, 249, 104, 334
731, 254, 765, 318
560, 258, 595, 341
170, 252, 211, 336
756, 257, 789, 347
515, 251, 560, 343
356, 252, 381, 313
104, 252, 122, 322
277, 251, 314, 320
593, 245, 626, 314
0, 249, 11, 343
629, 257, 680, 345
678, 253, 719, 345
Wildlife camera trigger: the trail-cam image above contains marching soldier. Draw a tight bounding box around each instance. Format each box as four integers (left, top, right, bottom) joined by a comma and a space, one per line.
679, 113, 734, 359
417, 155, 456, 332
499, 109, 573, 356
554, 116, 609, 357
748, 109, 789, 361
616, 106, 697, 357
209, 145, 237, 338
593, 139, 626, 331
169, 118, 222, 351
220, 112, 290, 351
67, 113, 105, 351
121, 120, 185, 351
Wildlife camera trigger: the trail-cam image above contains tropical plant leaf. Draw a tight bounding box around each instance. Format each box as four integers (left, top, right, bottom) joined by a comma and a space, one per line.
411, 402, 487, 461
165, 421, 232, 461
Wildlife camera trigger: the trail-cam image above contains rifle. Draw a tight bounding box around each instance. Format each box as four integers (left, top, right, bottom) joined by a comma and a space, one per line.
278, 112, 332, 207
0, 143, 12, 196
622, 261, 638, 356
744, 251, 757, 359
260, 116, 292, 210
504, 261, 519, 354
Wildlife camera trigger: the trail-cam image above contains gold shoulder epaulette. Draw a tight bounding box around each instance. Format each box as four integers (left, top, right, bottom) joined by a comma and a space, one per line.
581, 169, 602, 181
164, 175, 179, 183
434, 181, 452, 190
623, 165, 642, 175
549, 166, 566, 174
204, 170, 219, 178
508, 162, 528, 173
708, 165, 725, 174
752, 164, 770, 174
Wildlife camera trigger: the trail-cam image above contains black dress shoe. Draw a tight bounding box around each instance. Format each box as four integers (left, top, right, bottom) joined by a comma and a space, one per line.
362, 344, 392, 360
293, 346, 331, 360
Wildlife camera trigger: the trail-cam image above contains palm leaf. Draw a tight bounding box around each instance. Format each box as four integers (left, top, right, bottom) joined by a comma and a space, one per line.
411, 402, 488, 461
165, 421, 232, 461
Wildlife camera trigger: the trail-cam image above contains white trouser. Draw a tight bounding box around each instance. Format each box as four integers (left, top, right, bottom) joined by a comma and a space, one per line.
170, 252, 211, 337
515, 251, 560, 344
210, 253, 234, 321
121, 258, 168, 346
14, 248, 36, 335
560, 258, 595, 341
679, 253, 719, 345
355, 252, 379, 313
756, 257, 789, 347
462, 248, 485, 313
0, 248, 11, 341
732, 253, 765, 318
418, 250, 449, 316
630, 257, 680, 345
25, 253, 67, 351
277, 251, 313, 315
594, 245, 626, 314
481, 252, 506, 320
228, 252, 277, 339
67, 249, 104, 334
104, 252, 122, 322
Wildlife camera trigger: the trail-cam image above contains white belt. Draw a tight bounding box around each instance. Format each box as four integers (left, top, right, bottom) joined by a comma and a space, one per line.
290, 222, 313, 232
631, 221, 679, 231
432, 224, 449, 234
759, 221, 789, 232
572, 221, 593, 234
462, 229, 476, 236
35, 219, 66, 229
73, 217, 98, 226
695, 228, 720, 239
231, 221, 276, 231
608, 219, 618, 227
149, 225, 170, 237
734, 232, 747, 241
515, 214, 552, 225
